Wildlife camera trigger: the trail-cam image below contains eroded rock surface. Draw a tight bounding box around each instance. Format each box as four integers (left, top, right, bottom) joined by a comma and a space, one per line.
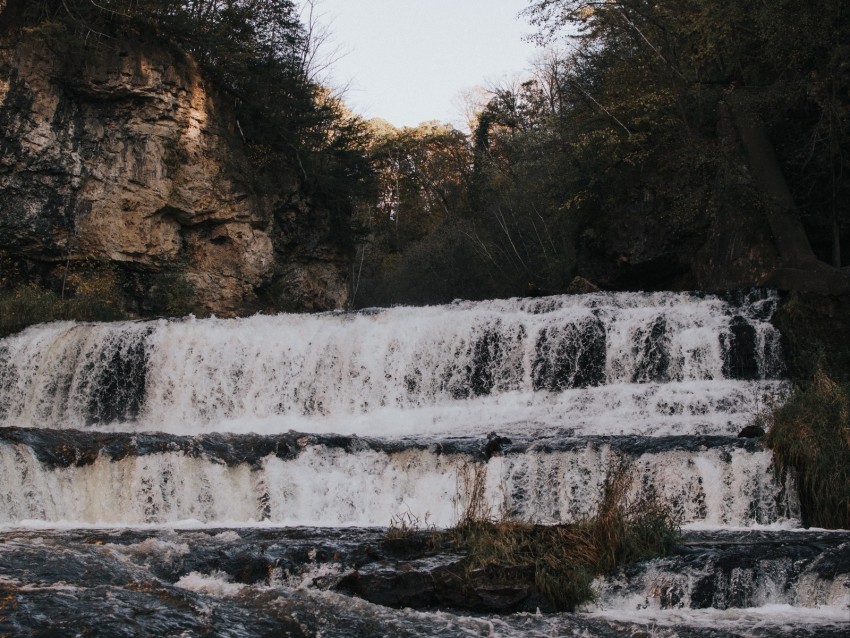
0, 27, 348, 314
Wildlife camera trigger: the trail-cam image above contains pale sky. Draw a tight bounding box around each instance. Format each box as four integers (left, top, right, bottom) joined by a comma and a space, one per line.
304, 0, 539, 129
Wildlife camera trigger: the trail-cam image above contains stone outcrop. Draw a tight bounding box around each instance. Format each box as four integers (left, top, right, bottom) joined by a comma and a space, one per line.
336, 552, 548, 613
0, 25, 349, 315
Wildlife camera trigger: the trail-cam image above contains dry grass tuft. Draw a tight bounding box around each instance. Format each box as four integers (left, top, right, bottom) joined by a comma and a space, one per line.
449, 462, 680, 610
766, 368, 850, 529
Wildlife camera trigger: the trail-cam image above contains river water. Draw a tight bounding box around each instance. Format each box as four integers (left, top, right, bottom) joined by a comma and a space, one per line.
0, 290, 846, 636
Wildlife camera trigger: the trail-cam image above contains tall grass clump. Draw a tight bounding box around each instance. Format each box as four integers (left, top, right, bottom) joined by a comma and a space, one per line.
766, 368, 850, 529
450, 463, 680, 611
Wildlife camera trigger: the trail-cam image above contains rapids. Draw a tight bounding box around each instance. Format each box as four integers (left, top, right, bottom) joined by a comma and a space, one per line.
0, 290, 846, 637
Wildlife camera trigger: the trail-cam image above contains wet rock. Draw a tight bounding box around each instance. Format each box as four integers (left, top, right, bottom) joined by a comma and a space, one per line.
0, 427, 770, 473
738, 425, 765, 438
0, 527, 848, 635
532, 317, 606, 391
566, 276, 600, 294
632, 316, 672, 383
84, 327, 152, 425
774, 291, 850, 381
469, 327, 502, 397
0, 427, 765, 470
337, 555, 542, 613
484, 432, 512, 459
722, 315, 760, 380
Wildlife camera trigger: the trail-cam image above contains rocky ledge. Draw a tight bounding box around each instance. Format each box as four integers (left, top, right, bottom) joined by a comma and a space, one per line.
0, 24, 349, 315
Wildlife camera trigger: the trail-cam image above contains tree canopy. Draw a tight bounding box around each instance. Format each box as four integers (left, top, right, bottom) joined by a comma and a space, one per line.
521, 0, 850, 272
353, 0, 849, 305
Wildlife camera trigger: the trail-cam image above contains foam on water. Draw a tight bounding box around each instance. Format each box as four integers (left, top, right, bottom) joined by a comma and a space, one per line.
0, 440, 798, 527
16, 380, 780, 439
0, 291, 782, 436
174, 570, 246, 597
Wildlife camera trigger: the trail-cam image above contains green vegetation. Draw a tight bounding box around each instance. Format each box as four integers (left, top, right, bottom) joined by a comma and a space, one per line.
350, 121, 484, 306
147, 269, 196, 317
515, 0, 849, 275
0, 260, 196, 336
768, 292, 850, 529
767, 369, 850, 529
774, 292, 850, 385
0, 283, 127, 338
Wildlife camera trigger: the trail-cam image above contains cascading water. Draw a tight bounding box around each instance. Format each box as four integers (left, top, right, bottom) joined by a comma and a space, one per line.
0, 290, 846, 637
0, 291, 784, 433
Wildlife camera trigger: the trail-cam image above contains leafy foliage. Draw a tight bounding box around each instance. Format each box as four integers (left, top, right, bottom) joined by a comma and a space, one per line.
351, 121, 498, 306
521, 0, 850, 266
356, 1, 849, 307
147, 269, 196, 317
0, 281, 127, 337
767, 369, 850, 529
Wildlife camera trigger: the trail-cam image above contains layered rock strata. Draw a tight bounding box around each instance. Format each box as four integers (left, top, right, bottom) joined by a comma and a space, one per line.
0, 26, 348, 314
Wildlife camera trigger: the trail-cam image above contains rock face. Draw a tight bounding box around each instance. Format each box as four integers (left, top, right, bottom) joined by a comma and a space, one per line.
0, 27, 349, 315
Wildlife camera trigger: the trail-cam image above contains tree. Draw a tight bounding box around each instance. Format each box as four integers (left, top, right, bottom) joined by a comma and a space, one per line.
365, 121, 471, 250
523, 0, 850, 292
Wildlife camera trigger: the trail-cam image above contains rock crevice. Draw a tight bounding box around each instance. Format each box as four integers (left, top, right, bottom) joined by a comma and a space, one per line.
0, 28, 349, 315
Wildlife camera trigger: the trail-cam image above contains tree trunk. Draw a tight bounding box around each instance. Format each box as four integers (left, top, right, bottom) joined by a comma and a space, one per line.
725, 94, 818, 267
723, 93, 850, 295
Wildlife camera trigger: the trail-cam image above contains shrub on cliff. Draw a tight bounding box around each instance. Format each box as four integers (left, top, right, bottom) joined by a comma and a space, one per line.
0, 283, 127, 337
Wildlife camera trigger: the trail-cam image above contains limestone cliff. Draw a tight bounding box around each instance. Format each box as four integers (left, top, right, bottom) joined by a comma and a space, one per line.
0, 26, 349, 315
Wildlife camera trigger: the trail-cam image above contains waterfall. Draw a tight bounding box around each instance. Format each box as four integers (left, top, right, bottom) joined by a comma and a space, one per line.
0, 290, 846, 637
0, 290, 794, 528
0, 290, 784, 435
0, 430, 795, 527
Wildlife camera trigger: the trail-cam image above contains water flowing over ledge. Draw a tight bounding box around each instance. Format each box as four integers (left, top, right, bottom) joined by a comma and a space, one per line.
1, 289, 845, 637
0, 428, 798, 528
0, 291, 783, 436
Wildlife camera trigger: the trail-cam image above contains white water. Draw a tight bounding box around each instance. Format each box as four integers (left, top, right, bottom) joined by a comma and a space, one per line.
586, 605, 850, 633
589, 549, 850, 612
0, 440, 797, 527
3, 290, 845, 635
0, 291, 782, 436
0, 291, 797, 529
